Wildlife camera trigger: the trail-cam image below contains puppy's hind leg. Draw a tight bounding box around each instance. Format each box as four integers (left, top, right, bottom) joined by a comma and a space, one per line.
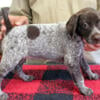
0, 59, 19, 100
0, 49, 28, 99
15, 58, 34, 81
0, 77, 8, 100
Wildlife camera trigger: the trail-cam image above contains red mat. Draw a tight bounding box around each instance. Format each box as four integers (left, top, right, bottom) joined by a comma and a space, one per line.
2, 65, 100, 100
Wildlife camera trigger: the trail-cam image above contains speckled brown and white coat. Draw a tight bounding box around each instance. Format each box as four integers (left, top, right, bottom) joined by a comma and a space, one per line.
0, 8, 100, 99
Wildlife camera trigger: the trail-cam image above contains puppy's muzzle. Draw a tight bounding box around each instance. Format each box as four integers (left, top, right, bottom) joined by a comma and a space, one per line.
91, 33, 100, 44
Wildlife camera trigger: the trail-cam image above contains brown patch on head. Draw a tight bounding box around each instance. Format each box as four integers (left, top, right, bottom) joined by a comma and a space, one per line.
76, 7, 97, 15
66, 7, 100, 40
27, 26, 40, 40
76, 9, 100, 39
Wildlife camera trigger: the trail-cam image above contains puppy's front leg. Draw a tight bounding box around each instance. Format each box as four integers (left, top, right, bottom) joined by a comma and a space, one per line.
80, 56, 99, 80
64, 55, 93, 96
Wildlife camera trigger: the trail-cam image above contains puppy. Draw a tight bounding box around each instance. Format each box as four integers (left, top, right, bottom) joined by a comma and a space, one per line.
0, 8, 100, 99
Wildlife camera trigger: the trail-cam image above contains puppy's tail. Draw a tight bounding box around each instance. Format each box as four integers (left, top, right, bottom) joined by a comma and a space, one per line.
1, 8, 12, 34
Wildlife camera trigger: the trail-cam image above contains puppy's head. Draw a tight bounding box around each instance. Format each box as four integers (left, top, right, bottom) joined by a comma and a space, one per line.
66, 8, 100, 44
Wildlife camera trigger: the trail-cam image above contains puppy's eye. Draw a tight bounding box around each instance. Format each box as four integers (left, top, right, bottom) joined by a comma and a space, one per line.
82, 23, 89, 29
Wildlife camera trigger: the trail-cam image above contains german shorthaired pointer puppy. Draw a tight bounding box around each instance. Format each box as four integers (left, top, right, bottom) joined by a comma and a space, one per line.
0, 7, 100, 99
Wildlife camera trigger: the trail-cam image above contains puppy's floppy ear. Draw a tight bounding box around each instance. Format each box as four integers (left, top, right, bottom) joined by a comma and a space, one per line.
66, 14, 79, 38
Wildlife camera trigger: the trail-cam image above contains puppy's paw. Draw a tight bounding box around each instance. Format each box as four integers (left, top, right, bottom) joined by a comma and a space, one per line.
80, 87, 93, 96
92, 73, 99, 80
88, 73, 99, 80
0, 92, 8, 100
23, 75, 35, 82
